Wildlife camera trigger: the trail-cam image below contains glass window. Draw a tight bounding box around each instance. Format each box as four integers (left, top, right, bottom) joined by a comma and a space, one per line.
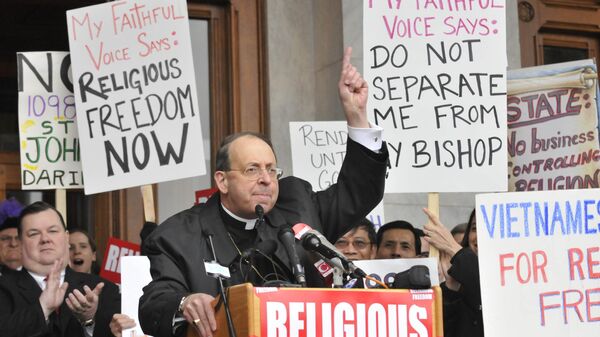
543, 46, 589, 65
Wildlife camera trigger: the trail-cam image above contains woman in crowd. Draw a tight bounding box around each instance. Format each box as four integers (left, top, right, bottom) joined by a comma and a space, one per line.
68, 229, 137, 336
68, 229, 99, 274
423, 208, 483, 337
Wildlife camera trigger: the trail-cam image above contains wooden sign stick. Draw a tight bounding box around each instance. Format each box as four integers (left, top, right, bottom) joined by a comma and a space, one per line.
140, 185, 156, 223
427, 192, 440, 258
55, 189, 67, 227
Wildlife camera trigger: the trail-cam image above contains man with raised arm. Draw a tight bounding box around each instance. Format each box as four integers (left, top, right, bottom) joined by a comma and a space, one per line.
139, 47, 388, 337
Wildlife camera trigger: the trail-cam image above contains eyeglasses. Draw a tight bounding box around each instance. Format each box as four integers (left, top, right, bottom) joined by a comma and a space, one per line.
334, 239, 372, 250
0, 235, 19, 245
228, 166, 283, 180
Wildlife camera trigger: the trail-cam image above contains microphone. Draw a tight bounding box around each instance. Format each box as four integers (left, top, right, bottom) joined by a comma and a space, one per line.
278, 227, 307, 287
255, 205, 264, 227
292, 223, 367, 278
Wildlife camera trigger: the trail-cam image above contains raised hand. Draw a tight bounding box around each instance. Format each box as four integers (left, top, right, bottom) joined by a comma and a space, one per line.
422, 208, 462, 256
39, 259, 69, 319
338, 47, 369, 128
65, 282, 104, 323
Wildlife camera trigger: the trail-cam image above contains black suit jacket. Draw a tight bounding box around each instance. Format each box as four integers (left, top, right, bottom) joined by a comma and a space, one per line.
442, 248, 484, 337
0, 267, 120, 337
139, 138, 388, 336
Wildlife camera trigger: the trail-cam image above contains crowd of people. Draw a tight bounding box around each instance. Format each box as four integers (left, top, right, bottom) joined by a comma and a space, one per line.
0, 47, 483, 337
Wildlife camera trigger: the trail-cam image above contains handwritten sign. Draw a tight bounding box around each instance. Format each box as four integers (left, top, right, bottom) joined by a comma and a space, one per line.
507, 60, 600, 191
67, 0, 206, 194
289, 121, 385, 223
363, 0, 507, 192
477, 189, 600, 337
17, 52, 84, 189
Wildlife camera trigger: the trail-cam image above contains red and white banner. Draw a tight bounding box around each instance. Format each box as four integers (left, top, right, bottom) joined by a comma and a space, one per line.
256, 287, 438, 337
100, 237, 140, 284
195, 187, 217, 205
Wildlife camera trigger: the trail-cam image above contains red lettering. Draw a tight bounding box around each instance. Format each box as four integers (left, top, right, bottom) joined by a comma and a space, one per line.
539, 291, 561, 326
516, 252, 531, 284
586, 288, 600, 322
532, 250, 548, 283
562, 289, 584, 323
500, 251, 548, 285
499, 253, 514, 286
587, 247, 600, 279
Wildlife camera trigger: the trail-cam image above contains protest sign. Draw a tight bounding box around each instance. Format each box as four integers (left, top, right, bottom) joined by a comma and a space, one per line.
507, 60, 600, 191
363, 0, 507, 192
100, 237, 140, 284
17, 52, 84, 189
195, 187, 218, 205
289, 121, 385, 224
121, 256, 152, 337
67, 0, 206, 194
477, 188, 600, 337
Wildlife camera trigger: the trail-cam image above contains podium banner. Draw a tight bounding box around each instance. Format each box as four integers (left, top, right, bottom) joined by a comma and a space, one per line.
258, 287, 436, 337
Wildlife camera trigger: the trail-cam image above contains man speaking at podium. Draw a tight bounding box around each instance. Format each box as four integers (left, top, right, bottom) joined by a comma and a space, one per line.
139, 48, 388, 337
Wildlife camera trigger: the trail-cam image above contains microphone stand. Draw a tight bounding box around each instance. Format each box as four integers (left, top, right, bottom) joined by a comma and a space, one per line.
206, 234, 237, 337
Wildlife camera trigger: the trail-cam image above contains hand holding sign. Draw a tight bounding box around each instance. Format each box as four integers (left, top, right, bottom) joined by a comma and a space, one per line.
338, 47, 369, 128
422, 208, 462, 257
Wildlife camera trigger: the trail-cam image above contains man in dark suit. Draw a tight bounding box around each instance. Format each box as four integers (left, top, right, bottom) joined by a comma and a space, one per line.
0, 201, 120, 337
139, 47, 388, 337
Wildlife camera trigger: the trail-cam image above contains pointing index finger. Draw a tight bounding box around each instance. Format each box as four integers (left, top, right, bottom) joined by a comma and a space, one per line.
343, 47, 352, 68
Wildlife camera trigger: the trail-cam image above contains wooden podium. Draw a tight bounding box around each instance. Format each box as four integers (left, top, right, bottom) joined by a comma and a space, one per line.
186, 283, 444, 337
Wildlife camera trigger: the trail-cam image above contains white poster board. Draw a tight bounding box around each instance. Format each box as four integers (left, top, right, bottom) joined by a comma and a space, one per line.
17, 52, 84, 189
120, 256, 152, 337
67, 0, 206, 194
363, 0, 508, 192
477, 189, 600, 337
507, 60, 600, 191
289, 121, 385, 225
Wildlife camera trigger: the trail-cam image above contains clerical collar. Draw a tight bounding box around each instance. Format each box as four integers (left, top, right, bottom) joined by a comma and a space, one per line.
221, 204, 258, 230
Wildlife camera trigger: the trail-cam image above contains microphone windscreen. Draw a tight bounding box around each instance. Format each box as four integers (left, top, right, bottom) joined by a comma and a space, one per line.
277, 226, 294, 239
292, 223, 312, 240
255, 204, 264, 218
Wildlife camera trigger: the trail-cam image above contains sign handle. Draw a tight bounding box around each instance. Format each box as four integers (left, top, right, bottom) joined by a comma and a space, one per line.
427, 192, 439, 258
55, 189, 67, 227
141, 185, 156, 223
